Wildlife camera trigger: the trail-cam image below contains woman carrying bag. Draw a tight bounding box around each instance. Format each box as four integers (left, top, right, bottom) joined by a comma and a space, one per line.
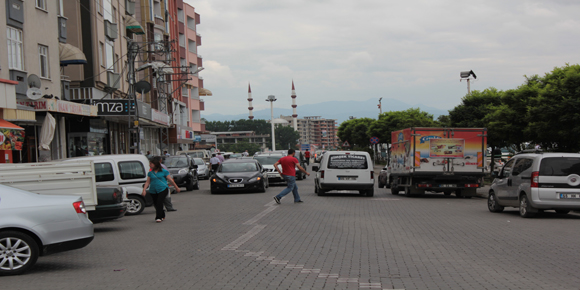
142, 156, 181, 223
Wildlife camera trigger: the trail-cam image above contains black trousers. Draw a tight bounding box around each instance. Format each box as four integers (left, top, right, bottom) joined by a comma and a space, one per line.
150, 188, 169, 220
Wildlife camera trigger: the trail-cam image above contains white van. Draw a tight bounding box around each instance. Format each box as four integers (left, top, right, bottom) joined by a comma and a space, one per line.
62, 154, 152, 215
312, 151, 375, 197
177, 150, 211, 164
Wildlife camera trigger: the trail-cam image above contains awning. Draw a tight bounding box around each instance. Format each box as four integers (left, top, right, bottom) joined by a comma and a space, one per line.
0, 119, 25, 151
199, 88, 213, 96
126, 15, 145, 35
59, 43, 87, 66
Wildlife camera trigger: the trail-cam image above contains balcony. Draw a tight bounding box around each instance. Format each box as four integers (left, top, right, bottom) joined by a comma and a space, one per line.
196, 33, 202, 46
195, 13, 200, 24
70, 87, 107, 100
105, 20, 118, 40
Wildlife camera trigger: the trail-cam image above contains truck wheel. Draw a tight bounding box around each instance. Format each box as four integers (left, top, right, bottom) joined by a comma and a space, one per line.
487, 191, 504, 212
0, 231, 39, 276
125, 195, 145, 215
519, 195, 535, 218
390, 182, 399, 195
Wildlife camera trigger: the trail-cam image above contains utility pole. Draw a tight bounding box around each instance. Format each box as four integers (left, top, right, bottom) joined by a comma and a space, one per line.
378, 97, 382, 116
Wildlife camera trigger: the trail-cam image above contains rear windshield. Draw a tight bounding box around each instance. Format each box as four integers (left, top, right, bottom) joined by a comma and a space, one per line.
328, 155, 368, 169
220, 162, 259, 173
188, 152, 205, 158
193, 158, 205, 165
254, 155, 283, 165
539, 157, 580, 176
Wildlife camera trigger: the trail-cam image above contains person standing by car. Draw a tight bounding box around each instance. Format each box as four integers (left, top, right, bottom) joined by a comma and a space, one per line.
304, 150, 310, 166
243, 150, 249, 157
210, 153, 221, 174
273, 149, 310, 204
142, 157, 180, 223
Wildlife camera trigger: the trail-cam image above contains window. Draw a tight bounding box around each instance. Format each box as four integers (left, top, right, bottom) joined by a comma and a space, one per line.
328, 155, 368, 169
7, 27, 24, 70
112, 6, 117, 23
179, 33, 185, 47
99, 42, 105, 67
154, 1, 162, 18
177, 8, 184, 23
187, 17, 196, 30
36, 0, 47, 10
500, 158, 516, 178
118, 161, 146, 180
114, 53, 119, 73
188, 39, 196, 53
105, 41, 114, 71
95, 162, 115, 182
103, 0, 112, 22
96, 0, 103, 15
512, 158, 533, 176
38, 45, 49, 78
540, 157, 580, 176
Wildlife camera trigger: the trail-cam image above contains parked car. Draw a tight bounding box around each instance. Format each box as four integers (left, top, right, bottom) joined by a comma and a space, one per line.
378, 166, 391, 188
210, 159, 268, 194
193, 157, 210, 179
312, 151, 375, 197
0, 184, 94, 275
162, 155, 199, 191
63, 154, 154, 216
488, 152, 580, 218
314, 150, 326, 163
177, 149, 211, 164
254, 153, 286, 183
89, 186, 127, 223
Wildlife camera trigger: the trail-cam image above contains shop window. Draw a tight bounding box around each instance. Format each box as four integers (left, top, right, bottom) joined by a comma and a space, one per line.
95, 162, 115, 182
119, 161, 145, 179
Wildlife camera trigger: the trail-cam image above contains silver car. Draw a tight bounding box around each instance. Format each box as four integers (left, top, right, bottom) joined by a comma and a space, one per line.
0, 184, 94, 275
193, 157, 210, 179
488, 152, 580, 218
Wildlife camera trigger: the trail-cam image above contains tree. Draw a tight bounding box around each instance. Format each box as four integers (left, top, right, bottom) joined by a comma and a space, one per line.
205, 119, 270, 134
218, 142, 262, 154
367, 108, 438, 144
274, 125, 300, 150
337, 118, 375, 149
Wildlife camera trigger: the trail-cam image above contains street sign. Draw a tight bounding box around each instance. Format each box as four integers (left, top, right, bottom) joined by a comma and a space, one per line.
342, 141, 350, 147
301, 144, 310, 151
370, 137, 379, 144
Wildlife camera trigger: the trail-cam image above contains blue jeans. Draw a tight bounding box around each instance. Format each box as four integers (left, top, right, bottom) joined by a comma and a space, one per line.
275, 175, 301, 202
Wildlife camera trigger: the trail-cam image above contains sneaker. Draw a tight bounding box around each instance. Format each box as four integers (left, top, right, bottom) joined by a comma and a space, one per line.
156, 219, 162, 223
294, 200, 304, 203
274, 196, 281, 204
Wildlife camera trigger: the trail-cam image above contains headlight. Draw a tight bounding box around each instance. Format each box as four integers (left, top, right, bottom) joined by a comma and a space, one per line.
212, 177, 225, 183
178, 169, 188, 174
248, 176, 262, 183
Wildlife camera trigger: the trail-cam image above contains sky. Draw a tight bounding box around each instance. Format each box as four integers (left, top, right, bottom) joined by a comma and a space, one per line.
187, 0, 580, 117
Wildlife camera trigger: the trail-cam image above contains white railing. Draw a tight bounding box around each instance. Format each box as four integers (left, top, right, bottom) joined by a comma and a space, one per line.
70, 87, 107, 100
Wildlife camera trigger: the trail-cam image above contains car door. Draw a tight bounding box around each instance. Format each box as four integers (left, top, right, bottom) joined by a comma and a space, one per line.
510, 158, 534, 202
495, 158, 516, 205
94, 161, 116, 186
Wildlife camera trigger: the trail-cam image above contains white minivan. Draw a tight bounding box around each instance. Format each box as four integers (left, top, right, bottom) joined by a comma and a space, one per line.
312, 151, 375, 197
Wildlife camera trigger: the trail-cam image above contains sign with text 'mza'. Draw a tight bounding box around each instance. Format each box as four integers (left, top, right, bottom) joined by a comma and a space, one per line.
91, 99, 136, 116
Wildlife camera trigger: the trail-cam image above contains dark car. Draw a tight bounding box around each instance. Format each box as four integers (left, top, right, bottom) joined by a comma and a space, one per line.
88, 186, 127, 223
210, 159, 268, 194
163, 155, 199, 191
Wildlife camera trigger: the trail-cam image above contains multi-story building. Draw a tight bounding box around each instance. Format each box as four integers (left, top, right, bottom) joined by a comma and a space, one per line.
212, 131, 271, 150
280, 115, 339, 150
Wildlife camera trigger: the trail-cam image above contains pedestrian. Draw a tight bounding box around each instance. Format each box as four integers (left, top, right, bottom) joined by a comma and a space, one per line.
273, 149, 310, 204
142, 156, 180, 222
210, 153, 220, 174
164, 150, 170, 156
146, 151, 152, 159
217, 152, 225, 163
242, 150, 249, 157
304, 150, 310, 166
159, 162, 177, 212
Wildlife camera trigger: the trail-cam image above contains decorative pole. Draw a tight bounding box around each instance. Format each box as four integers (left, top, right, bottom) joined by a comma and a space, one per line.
291, 80, 298, 131
248, 83, 254, 120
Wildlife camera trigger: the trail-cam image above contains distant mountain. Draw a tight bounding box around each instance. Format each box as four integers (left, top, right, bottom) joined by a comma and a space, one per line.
203, 98, 449, 124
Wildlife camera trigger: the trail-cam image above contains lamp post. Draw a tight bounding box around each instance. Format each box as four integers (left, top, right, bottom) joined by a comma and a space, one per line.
460, 70, 477, 95
266, 95, 277, 151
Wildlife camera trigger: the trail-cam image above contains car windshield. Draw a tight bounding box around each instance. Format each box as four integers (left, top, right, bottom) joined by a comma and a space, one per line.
539, 157, 580, 176
220, 162, 259, 172
188, 152, 205, 158
193, 158, 205, 165
254, 155, 283, 165
328, 154, 368, 169
164, 157, 189, 168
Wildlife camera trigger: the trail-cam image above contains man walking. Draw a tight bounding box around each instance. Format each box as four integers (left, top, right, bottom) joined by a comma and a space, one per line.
273, 149, 310, 204
209, 153, 221, 174
304, 150, 310, 166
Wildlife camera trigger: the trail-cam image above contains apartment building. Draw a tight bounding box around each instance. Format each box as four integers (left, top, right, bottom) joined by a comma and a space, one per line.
280, 115, 339, 150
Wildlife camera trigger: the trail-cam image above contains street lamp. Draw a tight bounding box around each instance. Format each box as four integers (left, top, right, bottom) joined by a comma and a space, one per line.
460, 70, 477, 95
266, 95, 277, 151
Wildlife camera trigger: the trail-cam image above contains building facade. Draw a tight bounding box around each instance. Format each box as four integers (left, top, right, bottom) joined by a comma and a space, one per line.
280, 115, 339, 150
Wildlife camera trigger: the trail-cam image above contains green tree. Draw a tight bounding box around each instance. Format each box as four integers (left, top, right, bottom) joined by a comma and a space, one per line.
205, 119, 271, 134
218, 142, 262, 154
274, 125, 300, 150
367, 108, 438, 144
337, 118, 375, 149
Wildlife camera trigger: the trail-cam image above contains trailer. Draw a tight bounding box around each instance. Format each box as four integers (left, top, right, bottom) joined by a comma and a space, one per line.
389, 127, 487, 197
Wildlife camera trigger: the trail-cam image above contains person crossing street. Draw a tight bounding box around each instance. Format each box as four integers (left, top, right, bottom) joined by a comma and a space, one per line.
273, 149, 310, 204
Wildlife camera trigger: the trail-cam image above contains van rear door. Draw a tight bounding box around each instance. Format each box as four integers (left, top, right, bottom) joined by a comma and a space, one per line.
325, 153, 371, 184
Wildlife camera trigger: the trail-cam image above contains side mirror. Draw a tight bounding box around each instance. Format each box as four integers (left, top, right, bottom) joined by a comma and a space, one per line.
312, 165, 319, 172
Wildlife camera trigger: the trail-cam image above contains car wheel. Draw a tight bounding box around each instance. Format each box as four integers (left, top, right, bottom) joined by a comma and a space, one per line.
366, 187, 374, 197
0, 231, 39, 276
193, 176, 200, 190
378, 181, 385, 188
443, 192, 451, 196
555, 210, 570, 214
125, 195, 145, 215
519, 195, 535, 218
390, 182, 399, 195
317, 184, 326, 196
210, 188, 219, 195
259, 180, 266, 193
487, 191, 504, 212
455, 190, 463, 198
186, 177, 195, 191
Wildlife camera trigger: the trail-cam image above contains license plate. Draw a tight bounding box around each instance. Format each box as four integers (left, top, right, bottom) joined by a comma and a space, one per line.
558, 193, 580, 199
228, 184, 244, 188
439, 184, 456, 188
338, 176, 357, 181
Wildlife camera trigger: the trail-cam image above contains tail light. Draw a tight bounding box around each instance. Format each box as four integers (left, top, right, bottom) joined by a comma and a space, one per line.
531, 171, 539, 188
320, 170, 325, 178
73, 201, 87, 214
418, 184, 432, 188
370, 171, 374, 179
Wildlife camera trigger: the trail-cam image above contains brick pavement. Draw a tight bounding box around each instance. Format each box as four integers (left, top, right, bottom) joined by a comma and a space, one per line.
3, 166, 580, 290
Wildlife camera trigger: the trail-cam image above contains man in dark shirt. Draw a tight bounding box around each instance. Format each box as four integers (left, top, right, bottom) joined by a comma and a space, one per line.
273, 149, 310, 204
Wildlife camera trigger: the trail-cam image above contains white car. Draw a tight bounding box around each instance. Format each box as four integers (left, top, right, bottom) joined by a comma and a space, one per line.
0, 184, 94, 275
253, 154, 286, 183
313, 151, 375, 197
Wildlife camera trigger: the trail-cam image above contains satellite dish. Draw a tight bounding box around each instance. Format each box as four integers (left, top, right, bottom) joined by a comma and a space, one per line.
28, 74, 42, 89
26, 88, 43, 100
134, 81, 151, 94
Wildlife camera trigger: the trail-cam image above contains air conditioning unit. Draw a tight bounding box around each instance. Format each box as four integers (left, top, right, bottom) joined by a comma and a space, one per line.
105, 20, 118, 40
107, 71, 120, 90
125, 0, 135, 15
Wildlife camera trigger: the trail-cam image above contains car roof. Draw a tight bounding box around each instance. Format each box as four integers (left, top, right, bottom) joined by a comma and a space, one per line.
62, 154, 149, 162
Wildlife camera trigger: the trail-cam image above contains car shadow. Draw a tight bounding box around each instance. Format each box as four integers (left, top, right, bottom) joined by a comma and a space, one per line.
27, 260, 90, 274
494, 210, 580, 219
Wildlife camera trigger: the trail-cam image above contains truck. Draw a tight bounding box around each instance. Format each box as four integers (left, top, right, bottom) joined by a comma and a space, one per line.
389, 127, 487, 198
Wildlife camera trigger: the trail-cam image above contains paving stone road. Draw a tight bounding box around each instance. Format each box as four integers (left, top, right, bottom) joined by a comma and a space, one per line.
3, 165, 580, 290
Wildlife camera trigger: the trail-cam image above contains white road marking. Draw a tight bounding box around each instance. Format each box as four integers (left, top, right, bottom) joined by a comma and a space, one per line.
221, 224, 266, 250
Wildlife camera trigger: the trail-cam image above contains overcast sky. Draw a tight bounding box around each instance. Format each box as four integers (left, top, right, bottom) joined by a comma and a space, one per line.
187, 0, 580, 117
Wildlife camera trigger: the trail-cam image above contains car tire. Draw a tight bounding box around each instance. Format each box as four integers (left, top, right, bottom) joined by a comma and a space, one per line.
390, 182, 399, 195
366, 187, 374, 197
378, 181, 385, 188
259, 181, 266, 193
210, 188, 219, 195
0, 231, 39, 276
519, 195, 535, 218
487, 191, 504, 212
317, 184, 326, 196
125, 195, 145, 215
455, 190, 463, 198
555, 210, 570, 214
186, 177, 195, 191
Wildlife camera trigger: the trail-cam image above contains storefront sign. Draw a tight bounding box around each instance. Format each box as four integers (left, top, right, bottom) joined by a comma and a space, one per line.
91, 99, 135, 116
151, 109, 169, 126
201, 134, 216, 143
137, 101, 152, 120
0, 129, 25, 151
17, 99, 98, 117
